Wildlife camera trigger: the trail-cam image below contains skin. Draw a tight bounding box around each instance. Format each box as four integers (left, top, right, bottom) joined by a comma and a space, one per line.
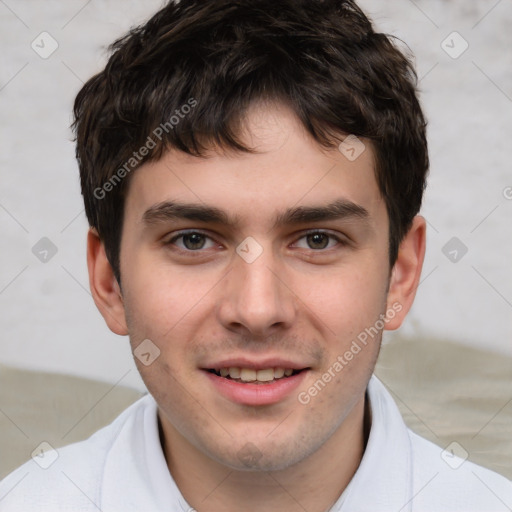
87, 102, 426, 511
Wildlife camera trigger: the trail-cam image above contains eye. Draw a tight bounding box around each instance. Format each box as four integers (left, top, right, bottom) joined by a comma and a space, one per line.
293, 231, 343, 251
166, 231, 217, 251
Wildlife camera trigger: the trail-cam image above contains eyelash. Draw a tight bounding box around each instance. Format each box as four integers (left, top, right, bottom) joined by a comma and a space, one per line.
164, 229, 346, 255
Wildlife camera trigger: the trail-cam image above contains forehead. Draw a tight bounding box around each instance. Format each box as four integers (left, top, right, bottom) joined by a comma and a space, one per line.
124, 103, 384, 228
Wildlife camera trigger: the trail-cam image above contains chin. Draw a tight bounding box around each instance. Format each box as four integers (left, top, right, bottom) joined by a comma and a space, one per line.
213, 437, 311, 473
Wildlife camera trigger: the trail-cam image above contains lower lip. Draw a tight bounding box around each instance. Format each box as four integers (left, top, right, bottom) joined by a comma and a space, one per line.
203, 370, 308, 406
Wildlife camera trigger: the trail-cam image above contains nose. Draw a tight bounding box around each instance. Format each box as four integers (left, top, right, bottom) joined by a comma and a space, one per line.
217, 245, 296, 337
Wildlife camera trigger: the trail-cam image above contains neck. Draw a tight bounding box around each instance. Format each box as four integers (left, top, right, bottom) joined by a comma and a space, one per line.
160, 392, 370, 512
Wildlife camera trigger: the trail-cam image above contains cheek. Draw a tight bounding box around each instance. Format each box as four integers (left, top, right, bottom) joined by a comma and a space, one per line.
123, 259, 215, 336
121, 264, 217, 391
299, 263, 388, 333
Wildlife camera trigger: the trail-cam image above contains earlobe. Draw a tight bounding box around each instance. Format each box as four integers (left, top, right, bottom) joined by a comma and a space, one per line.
87, 228, 129, 336
385, 216, 426, 331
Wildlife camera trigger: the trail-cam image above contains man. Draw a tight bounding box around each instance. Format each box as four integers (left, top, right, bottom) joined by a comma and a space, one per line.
1, 0, 511, 510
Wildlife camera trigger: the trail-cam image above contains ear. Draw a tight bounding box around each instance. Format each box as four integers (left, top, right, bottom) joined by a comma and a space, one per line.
385, 216, 426, 330
87, 228, 128, 335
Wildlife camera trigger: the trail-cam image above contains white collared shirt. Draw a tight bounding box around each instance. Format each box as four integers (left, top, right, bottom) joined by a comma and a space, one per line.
1, 375, 511, 511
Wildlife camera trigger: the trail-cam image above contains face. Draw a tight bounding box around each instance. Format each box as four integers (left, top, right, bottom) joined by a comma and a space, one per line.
92, 102, 421, 473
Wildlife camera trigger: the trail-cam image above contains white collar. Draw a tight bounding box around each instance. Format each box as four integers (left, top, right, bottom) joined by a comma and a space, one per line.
101, 393, 186, 511
331, 375, 414, 511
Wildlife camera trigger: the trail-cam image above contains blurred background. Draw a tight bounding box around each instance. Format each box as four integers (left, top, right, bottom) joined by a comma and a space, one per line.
1, 0, 511, 391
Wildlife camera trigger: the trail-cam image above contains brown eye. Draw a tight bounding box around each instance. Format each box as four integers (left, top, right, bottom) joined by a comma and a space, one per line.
181, 233, 206, 250
306, 233, 330, 250
293, 231, 342, 251
166, 231, 216, 251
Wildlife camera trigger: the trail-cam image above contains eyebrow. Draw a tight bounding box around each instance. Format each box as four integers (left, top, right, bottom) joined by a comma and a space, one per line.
142, 198, 370, 229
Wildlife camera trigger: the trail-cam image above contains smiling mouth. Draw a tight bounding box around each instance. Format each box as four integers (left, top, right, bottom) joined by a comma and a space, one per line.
206, 367, 307, 384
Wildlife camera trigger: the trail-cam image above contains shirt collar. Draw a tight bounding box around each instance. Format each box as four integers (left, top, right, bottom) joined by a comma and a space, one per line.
101, 394, 185, 511
331, 374, 414, 511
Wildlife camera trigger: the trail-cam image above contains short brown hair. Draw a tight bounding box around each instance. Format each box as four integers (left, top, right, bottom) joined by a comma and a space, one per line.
73, 0, 429, 283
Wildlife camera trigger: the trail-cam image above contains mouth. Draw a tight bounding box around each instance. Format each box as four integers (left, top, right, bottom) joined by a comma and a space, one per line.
202, 364, 310, 406
206, 367, 306, 384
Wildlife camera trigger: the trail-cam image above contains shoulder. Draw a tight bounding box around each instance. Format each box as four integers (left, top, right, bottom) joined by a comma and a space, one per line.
408, 429, 512, 511
0, 394, 154, 512
367, 375, 512, 511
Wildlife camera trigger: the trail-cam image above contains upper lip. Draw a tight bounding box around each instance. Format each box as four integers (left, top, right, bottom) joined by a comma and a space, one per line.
202, 357, 310, 371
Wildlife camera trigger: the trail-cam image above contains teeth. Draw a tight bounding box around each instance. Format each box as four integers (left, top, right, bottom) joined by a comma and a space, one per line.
274, 367, 285, 378
240, 368, 257, 382
215, 367, 298, 382
256, 369, 274, 382
229, 367, 241, 378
